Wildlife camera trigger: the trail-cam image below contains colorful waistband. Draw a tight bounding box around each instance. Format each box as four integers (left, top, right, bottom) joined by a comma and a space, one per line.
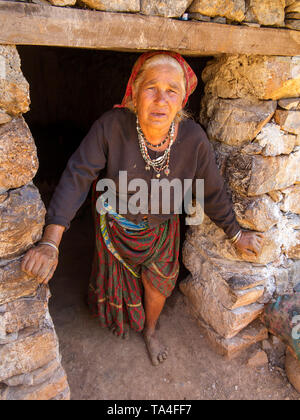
99, 195, 149, 231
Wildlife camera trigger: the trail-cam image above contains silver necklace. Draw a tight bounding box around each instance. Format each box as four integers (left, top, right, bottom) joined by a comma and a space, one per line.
136, 117, 175, 178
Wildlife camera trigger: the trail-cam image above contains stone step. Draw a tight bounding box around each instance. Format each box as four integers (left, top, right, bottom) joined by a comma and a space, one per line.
180, 275, 264, 339
220, 285, 265, 311
195, 315, 268, 360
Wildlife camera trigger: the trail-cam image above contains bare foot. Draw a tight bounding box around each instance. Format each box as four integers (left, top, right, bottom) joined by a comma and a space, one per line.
110, 323, 130, 340
143, 328, 168, 366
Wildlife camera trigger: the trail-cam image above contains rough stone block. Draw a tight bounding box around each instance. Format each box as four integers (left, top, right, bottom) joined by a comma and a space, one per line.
51, 386, 71, 400
221, 285, 265, 310
185, 215, 282, 265
285, 230, 300, 259
280, 184, 300, 214
0, 183, 46, 260
202, 55, 300, 101
0, 117, 39, 192
284, 213, 300, 231
274, 109, 300, 135
273, 259, 300, 295
48, 0, 76, 5
1, 367, 69, 400
0, 329, 60, 382
245, 0, 285, 27
141, 0, 193, 17
180, 274, 264, 339
196, 317, 268, 359
226, 275, 266, 291
200, 96, 276, 147
182, 236, 273, 283
255, 122, 296, 156
79, 0, 140, 12
286, 13, 300, 20
0, 45, 30, 115
181, 264, 265, 312
232, 193, 281, 232
0, 110, 12, 125
182, 238, 276, 303
0, 258, 39, 306
278, 98, 300, 111
286, 2, 300, 13
3, 359, 61, 387
0, 286, 50, 338
188, 0, 245, 22
285, 19, 300, 30
286, 0, 298, 6
247, 349, 268, 366
227, 148, 300, 196
268, 190, 283, 203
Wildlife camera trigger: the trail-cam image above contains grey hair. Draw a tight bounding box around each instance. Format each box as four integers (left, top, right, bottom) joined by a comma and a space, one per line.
126, 54, 190, 123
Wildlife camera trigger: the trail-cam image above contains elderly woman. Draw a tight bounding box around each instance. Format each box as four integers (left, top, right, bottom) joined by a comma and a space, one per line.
21, 51, 263, 366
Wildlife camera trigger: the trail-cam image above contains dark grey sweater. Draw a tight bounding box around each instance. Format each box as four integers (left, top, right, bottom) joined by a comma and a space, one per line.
45, 107, 241, 238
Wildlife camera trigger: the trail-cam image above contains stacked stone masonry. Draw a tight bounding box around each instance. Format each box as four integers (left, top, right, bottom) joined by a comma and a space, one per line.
13, 0, 300, 31
180, 54, 300, 359
0, 45, 70, 400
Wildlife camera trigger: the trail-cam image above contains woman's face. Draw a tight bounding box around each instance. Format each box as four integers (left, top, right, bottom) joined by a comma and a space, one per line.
133, 64, 184, 134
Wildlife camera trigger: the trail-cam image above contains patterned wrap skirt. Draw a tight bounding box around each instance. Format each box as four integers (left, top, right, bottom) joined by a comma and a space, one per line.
87, 179, 181, 336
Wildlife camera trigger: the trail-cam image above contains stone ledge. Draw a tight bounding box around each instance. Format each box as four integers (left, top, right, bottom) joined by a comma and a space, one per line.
180, 273, 264, 339
194, 315, 268, 360
0, 2, 299, 56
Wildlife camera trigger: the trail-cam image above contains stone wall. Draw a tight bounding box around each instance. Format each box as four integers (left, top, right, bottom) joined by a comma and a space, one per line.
180, 54, 300, 359
18, 0, 300, 32
0, 45, 70, 400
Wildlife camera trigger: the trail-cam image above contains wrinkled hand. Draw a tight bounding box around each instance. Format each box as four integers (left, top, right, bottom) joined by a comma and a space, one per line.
21, 244, 59, 285
233, 231, 264, 258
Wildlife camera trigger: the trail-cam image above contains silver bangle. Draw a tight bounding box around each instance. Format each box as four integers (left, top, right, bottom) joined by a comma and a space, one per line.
39, 241, 59, 254
229, 230, 242, 244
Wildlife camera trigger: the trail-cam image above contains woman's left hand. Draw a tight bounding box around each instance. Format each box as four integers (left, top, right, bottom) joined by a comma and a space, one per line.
233, 230, 264, 258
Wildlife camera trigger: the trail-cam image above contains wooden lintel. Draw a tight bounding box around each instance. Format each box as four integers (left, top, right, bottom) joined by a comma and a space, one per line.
0, 1, 299, 56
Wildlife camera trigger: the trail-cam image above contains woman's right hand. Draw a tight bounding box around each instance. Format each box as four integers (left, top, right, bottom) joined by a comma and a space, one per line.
20, 244, 59, 285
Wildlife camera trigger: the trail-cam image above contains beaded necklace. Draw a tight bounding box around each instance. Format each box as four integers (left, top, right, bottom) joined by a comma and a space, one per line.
136, 117, 175, 178
144, 134, 169, 149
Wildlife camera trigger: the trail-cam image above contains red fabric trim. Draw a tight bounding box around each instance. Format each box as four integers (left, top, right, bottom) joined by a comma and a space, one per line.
114, 51, 198, 109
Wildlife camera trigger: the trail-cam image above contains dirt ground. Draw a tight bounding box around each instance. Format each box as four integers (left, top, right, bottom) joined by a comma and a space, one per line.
48, 207, 300, 401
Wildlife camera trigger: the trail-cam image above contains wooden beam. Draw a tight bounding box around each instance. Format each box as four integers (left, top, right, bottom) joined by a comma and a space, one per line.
0, 1, 299, 56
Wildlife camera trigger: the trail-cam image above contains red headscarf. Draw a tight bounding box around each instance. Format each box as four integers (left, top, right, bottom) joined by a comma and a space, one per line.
115, 51, 198, 109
